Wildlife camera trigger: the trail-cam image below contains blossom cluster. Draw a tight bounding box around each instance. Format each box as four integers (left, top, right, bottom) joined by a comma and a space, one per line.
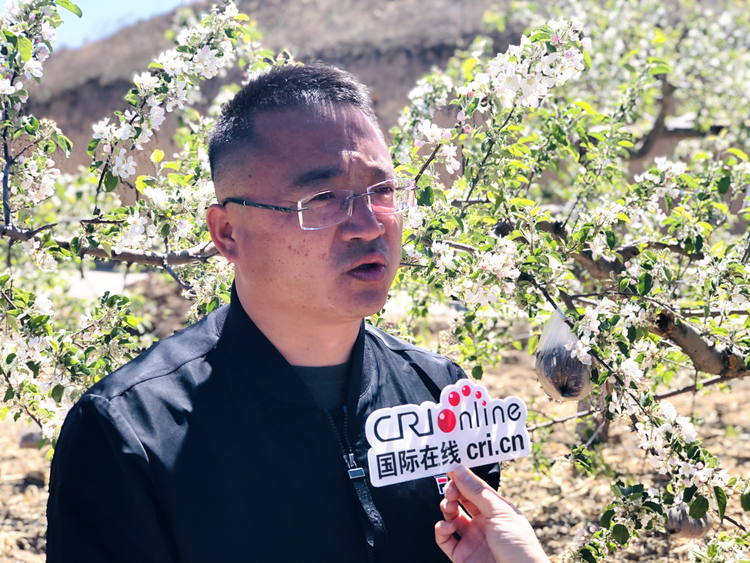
88, 2, 246, 181
458, 19, 587, 111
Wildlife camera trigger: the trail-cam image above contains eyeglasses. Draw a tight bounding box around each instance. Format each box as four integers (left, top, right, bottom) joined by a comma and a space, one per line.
222, 178, 418, 231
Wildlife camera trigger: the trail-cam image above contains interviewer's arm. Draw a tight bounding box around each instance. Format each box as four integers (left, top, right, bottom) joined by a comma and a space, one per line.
435, 465, 549, 563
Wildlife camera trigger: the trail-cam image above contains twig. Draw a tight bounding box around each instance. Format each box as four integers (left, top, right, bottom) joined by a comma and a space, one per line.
528, 409, 593, 432
1, 370, 44, 431
584, 421, 607, 448
161, 237, 194, 294
527, 374, 735, 432
0, 224, 219, 266
3, 146, 10, 226
465, 105, 516, 203
724, 515, 748, 533
652, 375, 730, 400
0, 287, 15, 308
414, 143, 442, 186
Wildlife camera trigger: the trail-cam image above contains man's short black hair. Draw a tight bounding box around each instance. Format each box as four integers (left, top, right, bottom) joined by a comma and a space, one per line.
208, 62, 379, 183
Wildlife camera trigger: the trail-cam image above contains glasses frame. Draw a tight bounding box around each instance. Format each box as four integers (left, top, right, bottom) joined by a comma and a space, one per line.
221, 177, 418, 231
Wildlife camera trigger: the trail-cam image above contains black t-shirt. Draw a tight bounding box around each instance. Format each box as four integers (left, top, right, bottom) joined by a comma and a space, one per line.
292, 361, 350, 409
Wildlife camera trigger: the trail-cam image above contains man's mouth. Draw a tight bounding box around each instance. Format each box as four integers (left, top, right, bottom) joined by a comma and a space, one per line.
352, 263, 381, 271
347, 258, 388, 282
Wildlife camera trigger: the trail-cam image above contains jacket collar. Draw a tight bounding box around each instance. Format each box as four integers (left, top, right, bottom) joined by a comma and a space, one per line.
217, 283, 370, 409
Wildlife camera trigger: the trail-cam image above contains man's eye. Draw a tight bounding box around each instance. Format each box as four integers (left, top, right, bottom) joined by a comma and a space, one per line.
371, 186, 395, 195
309, 192, 336, 202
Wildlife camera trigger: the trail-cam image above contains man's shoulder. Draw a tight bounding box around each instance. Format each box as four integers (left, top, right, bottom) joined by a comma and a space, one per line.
84, 304, 228, 401
364, 323, 462, 373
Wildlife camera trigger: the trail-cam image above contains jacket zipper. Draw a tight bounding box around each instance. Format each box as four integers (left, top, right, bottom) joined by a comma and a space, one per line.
325, 406, 376, 563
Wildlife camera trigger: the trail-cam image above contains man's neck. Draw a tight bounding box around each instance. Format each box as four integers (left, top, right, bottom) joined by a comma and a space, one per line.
235, 285, 361, 367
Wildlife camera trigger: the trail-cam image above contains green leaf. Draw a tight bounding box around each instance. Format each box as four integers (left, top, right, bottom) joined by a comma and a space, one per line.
600, 509, 615, 528
617, 212, 631, 223
644, 501, 663, 514
50, 384, 65, 403
151, 149, 164, 164
727, 147, 748, 161
713, 486, 727, 520
683, 485, 698, 503
717, 174, 731, 195
471, 365, 483, 379
573, 101, 598, 115
530, 31, 551, 42
741, 486, 750, 511
87, 138, 100, 157
689, 494, 709, 519
605, 230, 615, 250
652, 27, 666, 44
3, 387, 14, 402
17, 36, 32, 63
617, 140, 634, 148
56, 0, 83, 17
583, 50, 592, 71
103, 171, 118, 192
611, 524, 629, 545
648, 64, 671, 76
417, 185, 434, 207
579, 548, 597, 563
638, 273, 653, 295
100, 241, 112, 258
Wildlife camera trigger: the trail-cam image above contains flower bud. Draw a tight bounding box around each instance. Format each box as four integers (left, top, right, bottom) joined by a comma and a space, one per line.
29, 13, 36, 21
414, 139, 424, 149
463, 125, 473, 135
456, 110, 466, 122
103, 144, 112, 154
442, 130, 451, 141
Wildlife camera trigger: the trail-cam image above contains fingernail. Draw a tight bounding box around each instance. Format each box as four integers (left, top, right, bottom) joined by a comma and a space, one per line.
454, 465, 470, 482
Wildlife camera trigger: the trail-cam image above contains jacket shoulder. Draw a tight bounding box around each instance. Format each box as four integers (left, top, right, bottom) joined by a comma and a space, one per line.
364, 323, 464, 377
84, 305, 228, 400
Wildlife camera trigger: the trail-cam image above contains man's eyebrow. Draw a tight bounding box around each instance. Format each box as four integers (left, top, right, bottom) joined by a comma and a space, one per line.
289, 166, 345, 188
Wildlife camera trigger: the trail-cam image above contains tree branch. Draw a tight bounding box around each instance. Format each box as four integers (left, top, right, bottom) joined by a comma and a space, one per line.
0, 224, 219, 266
528, 374, 739, 432
651, 310, 746, 379
631, 79, 675, 159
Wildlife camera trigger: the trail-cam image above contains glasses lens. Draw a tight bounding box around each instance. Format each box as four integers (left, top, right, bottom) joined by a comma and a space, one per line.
299, 190, 353, 230
369, 178, 417, 215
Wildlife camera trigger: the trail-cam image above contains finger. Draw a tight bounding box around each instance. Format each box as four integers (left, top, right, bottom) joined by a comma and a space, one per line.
496, 494, 523, 516
434, 520, 458, 559
445, 479, 481, 518
451, 465, 513, 519
440, 498, 460, 520
458, 499, 480, 518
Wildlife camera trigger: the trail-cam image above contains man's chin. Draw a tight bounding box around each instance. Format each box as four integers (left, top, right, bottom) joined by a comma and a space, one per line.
333, 291, 389, 321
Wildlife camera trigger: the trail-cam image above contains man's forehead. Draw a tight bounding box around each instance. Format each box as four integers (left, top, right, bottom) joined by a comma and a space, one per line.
253, 105, 381, 149
214, 104, 391, 198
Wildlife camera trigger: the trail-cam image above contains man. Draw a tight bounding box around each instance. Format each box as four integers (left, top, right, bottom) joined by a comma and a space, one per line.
47, 63, 498, 562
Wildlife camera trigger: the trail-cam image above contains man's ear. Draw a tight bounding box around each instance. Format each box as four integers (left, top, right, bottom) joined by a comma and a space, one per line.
206, 203, 239, 263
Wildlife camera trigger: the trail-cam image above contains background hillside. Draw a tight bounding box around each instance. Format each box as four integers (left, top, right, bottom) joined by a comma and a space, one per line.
26, 0, 519, 173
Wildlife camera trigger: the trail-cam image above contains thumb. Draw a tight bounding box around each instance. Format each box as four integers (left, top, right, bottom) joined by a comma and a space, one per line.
450, 465, 509, 519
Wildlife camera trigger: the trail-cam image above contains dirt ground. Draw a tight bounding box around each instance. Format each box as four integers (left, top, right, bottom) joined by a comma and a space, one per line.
1, 350, 748, 562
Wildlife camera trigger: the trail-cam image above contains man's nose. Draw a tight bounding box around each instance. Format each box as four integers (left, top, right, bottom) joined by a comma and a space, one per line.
340, 193, 386, 241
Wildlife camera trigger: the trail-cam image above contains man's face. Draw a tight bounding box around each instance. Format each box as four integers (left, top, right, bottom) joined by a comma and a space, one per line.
209, 105, 403, 326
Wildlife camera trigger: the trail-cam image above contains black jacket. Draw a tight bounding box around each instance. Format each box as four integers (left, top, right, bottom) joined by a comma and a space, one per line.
47, 289, 499, 562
